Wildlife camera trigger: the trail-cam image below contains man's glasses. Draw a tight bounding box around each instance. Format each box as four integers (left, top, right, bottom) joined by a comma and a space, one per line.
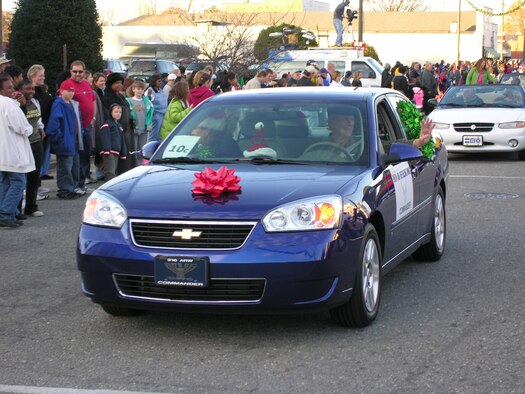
71, 70, 84, 74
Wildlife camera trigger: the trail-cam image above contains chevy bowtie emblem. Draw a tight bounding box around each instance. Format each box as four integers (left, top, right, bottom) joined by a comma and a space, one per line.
172, 229, 202, 240
470, 124, 477, 131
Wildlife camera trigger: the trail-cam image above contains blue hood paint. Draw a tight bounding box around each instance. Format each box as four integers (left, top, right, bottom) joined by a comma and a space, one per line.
100, 164, 361, 219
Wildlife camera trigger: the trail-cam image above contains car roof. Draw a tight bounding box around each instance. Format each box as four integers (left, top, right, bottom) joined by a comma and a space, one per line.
205, 87, 393, 104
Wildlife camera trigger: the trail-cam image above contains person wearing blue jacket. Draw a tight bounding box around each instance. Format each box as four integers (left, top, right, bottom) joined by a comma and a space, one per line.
46, 79, 83, 199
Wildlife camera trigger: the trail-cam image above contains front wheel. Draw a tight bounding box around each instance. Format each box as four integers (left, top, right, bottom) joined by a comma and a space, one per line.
413, 187, 446, 262
330, 224, 382, 328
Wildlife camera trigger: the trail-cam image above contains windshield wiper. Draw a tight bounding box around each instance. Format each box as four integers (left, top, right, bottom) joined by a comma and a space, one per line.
439, 102, 464, 107
151, 157, 226, 164
233, 156, 309, 165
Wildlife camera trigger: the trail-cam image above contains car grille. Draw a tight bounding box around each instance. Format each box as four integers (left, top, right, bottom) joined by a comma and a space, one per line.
114, 274, 265, 302
454, 123, 494, 132
130, 220, 256, 249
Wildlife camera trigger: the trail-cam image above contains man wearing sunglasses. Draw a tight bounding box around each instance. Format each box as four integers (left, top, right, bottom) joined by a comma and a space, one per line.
69, 60, 96, 194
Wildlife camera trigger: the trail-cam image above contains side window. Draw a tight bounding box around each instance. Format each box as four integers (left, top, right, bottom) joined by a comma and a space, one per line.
332, 61, 346, 73
351, 61, 376, 79
377, 101, 396, 154
385, 94, 408, 140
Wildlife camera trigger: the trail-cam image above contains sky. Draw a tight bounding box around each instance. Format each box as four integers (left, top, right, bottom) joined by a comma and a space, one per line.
2, 0, 508, 24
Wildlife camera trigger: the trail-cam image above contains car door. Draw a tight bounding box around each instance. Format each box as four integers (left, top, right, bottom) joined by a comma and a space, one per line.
386, 94, 436, 237
376, 97, 421, 258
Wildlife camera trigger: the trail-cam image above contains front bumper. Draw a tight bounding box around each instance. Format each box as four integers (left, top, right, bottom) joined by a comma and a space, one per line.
77, 221, 363, 312
441, 128, 525, 153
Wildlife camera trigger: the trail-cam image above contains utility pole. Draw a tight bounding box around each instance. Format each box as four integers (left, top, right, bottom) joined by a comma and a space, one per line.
500, 0, 505, 60
457, 0, 461, 67
358, 0, 363, 42
0, 0, 3, 56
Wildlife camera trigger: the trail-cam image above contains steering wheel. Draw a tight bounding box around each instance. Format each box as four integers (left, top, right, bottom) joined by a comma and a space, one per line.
302, 141, 359, 162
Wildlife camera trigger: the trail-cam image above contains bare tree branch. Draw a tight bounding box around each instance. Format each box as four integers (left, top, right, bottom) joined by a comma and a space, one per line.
367, 0, 429, 12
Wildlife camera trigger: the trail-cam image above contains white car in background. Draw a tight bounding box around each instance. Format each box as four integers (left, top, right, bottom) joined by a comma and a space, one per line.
428, 84, 525, 160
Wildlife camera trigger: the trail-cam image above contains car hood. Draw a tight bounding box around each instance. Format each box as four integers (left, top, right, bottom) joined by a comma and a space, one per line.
100, 164, 360, 220
430, 107, 525, 123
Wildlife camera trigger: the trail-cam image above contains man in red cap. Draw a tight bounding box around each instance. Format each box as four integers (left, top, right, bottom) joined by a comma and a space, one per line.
69, 60, 96, 192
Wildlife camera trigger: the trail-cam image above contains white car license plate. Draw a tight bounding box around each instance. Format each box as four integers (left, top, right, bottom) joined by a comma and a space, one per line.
463, 135, 483, 146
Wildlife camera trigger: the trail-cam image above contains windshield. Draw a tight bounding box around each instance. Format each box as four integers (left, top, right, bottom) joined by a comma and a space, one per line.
156, 100, 370, 166
439, 85, 525, 108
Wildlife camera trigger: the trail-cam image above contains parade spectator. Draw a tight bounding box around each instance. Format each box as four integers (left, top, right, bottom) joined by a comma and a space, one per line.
217, 72, 239, 93
160, 80, 192, 140
243, 70, 267, 90
126, 80, 154, 165
327, 63, 336, 83
330, 71, 343, 87
27, 64, 54, 191
297, 66, 317, 86
393, 66, 411, 99
421, 61, 438, 115
69, 60, 96, 193
93, 72, 106, 98
96, 103, 127, 181
189, 71, 214, 107
351, 71, 363, 87
17, 79, 45, 217
466, 58, 498, 85
341, 71, 352, 86
409, 62, 422, 80
0, 74, 34, 229
46, 79, 83, 200
262, 69, 278, 88
319, 68, 331, 86
162, 73, 177, 97
0, 55, 14, 72
287, 70, 302, 87
381, 63, 392, 88
333, 0, 350, 47
145, 74, 167, 143
5, 65, 23, 87
91, 72, 107, 182
102, 72, 134, 173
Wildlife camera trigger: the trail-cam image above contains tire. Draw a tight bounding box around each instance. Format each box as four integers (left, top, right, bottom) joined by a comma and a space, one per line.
100, 304, 144, 317
412, 187, 446, 262
330, 224, 382, 328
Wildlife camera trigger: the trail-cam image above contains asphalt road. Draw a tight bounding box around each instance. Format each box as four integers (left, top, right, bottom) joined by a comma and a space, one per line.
1, 153, 524, 394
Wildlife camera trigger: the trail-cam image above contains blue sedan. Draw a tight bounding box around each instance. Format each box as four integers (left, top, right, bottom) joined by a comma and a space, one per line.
77, 88, 448, 327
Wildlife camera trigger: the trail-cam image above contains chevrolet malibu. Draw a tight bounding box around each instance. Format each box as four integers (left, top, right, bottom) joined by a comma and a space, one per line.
77, 88, 448, 327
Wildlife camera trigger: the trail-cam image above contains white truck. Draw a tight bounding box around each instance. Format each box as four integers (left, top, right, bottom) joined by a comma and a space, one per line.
264, 48, 384, 87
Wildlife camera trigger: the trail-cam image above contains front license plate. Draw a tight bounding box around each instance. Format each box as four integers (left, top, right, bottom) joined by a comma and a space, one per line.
154, 256, 209, 287
463, 135, 483, 146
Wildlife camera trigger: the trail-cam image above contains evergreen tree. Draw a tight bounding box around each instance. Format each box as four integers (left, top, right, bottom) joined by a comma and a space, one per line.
8, 0, 104, 91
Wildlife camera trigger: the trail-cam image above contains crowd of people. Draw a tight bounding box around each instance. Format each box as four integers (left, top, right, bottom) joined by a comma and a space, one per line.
1, 54, 523, 229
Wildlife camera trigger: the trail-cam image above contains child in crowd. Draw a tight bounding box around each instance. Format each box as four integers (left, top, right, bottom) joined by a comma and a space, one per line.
160, 80, 192, 140
46, 79, 83, 199
96, 103, 127, 181
126, 80, 154, 166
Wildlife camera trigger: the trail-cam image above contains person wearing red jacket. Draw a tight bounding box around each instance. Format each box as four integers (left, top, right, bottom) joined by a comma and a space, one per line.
188, 71, 214, 108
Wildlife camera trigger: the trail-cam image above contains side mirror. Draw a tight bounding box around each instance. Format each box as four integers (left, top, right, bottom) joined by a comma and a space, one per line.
427, 98, 438, 107
382, 142, 423, 164
141, 140, 161, 161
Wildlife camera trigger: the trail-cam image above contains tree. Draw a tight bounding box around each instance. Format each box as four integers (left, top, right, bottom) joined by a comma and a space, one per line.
254, 24, 318, 62
367, 0, 429, 12
8, 0, 104, 89
364, 45, 380, 61
504, 0, 525, 36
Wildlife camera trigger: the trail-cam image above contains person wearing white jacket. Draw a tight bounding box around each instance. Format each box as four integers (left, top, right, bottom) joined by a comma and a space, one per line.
0, 75, 35, 229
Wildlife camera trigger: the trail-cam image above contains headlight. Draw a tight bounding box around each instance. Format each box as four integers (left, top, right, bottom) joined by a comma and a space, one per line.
432, 122, 450, 129
262, 195, 342, 232
498, 121, 525, 129
83, 190, 127, 228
